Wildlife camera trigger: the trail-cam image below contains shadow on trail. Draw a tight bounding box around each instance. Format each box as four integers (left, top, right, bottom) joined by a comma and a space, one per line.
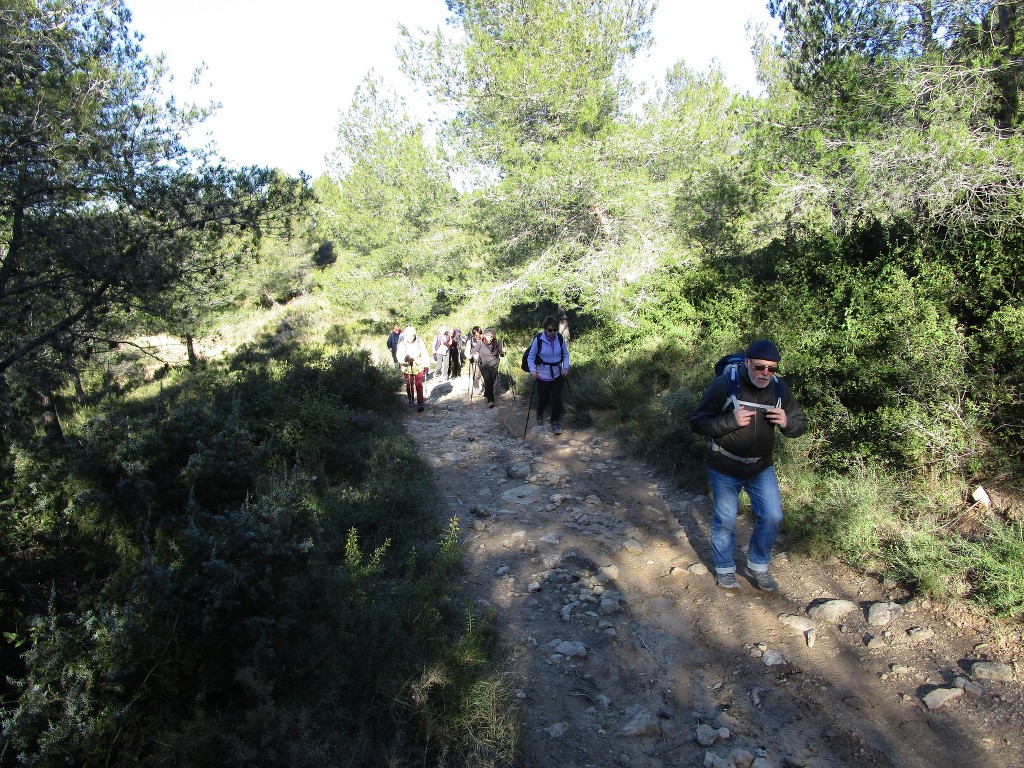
402, 377, 1017, 768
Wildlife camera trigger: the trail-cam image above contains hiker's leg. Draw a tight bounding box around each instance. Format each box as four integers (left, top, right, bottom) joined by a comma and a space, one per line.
482, 365, 497, 402
549, 377, 565, 422
536, 378, 552, 420
405, 373, 414, 400
414, 370, 425, 405
708, 467, 743, 573
744, 466, 783, 570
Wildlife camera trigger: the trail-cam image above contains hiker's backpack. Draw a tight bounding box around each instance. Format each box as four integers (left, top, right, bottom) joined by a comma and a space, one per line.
521, 332, 566, 372
714, 353, 782, 413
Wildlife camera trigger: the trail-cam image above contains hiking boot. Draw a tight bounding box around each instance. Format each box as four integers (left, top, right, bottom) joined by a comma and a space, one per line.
743, 567, 779, 591
715, 572, 740, 590
551, 421, 562, 434
417, 405, 424, 413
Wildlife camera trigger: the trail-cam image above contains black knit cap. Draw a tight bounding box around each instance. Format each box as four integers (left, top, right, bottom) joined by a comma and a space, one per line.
745, 339, 781, 362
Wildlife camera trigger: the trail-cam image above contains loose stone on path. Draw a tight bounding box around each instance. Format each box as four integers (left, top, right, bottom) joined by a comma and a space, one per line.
807, 599, 858, 623
867, 601, 903, 626
972, 661, 1014, 682
922, 687, 963, 710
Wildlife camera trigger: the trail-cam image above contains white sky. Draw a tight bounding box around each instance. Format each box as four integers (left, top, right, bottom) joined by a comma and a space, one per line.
125, 0, 777, 178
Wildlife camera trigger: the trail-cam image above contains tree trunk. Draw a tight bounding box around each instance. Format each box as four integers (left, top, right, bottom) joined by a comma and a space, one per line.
185, 333, 199, 369
36, 376, 64, 443
72, 369, 87, 404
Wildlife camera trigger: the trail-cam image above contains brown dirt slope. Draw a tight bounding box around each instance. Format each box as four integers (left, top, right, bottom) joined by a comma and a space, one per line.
404, 375, 1023, 768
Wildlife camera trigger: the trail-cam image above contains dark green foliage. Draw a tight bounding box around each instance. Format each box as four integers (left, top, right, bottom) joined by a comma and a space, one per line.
0, 343, 494, 767
313, 241, 337, 267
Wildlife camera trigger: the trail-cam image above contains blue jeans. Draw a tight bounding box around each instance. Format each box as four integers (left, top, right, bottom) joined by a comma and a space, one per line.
708, 465, 783, 574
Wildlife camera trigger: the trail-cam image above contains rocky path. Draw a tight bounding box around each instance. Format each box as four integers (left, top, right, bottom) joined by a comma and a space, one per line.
404, 375, 1023, 768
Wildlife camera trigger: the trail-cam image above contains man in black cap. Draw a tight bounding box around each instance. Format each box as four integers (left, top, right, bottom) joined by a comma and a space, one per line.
690, 339, 807, 591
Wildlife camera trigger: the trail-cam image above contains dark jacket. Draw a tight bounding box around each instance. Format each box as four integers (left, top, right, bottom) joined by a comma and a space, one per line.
472, 338, 505, 368
690, 367, 807, 479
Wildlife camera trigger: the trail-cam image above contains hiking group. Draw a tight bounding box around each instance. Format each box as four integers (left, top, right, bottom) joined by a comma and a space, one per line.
386, 317, 570, 425
389, 323, 806, 591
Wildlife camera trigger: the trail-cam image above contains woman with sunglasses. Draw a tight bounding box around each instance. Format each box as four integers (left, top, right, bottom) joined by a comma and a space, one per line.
690, 339, 807, 592
528, 315, 570, 434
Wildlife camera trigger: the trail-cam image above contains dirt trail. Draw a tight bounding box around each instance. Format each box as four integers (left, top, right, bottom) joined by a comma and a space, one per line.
404, 374, 1023, 768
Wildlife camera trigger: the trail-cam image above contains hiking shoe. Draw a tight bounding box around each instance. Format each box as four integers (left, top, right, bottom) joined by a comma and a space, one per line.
552, 421, 562, 434
417, 405, 424, 413
488, 402, 495, 409
743, 567, 779, 591
715, 572, 740, 590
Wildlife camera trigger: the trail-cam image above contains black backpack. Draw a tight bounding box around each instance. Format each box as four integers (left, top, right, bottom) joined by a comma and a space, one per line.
714, 353, 782, 412
521, 332, 565, 372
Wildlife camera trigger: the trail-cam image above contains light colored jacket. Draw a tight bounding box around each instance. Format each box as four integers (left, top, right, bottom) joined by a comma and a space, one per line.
397, 336, 431, 375
528, 333, 569, 381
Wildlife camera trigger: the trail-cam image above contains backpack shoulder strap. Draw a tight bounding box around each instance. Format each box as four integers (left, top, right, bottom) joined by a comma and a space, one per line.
721, 367, 784, 412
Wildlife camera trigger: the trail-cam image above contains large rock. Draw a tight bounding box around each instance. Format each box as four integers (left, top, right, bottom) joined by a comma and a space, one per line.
620, 707, 662, 737
807, 599, 858, 623
972, 661, 1014, 682
507, 461, 532, 479
695, 723, 730, 747
867, 601, 903, 626
554, 640, 587, 658
500, 484, 545, 506
922, 687, 962, 710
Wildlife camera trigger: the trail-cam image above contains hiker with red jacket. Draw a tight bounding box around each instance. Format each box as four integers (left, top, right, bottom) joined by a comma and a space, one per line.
690, 339, 807, 592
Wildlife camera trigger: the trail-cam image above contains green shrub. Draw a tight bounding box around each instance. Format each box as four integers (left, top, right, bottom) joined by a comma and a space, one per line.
956, 519, 1024, 617
783, 464, 896, 562
883, 527, 967, 602
1, 341, 506, 767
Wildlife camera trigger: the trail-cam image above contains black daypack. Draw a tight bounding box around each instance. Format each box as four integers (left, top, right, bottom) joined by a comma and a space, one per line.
521, 332, 565, 372
714, 353, 782, 412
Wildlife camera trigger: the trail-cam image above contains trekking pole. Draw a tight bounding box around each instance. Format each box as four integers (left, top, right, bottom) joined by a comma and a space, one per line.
523, 377, 537, 439
469, 360, 476, 402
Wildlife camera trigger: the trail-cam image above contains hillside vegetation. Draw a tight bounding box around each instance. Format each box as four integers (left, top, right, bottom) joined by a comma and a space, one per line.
2, 1, 1023, 766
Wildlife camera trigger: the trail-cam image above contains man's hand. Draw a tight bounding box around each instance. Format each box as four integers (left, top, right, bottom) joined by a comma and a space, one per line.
735, 406, 755, 427
766, 406, 787, 429
531, 371, 539, 380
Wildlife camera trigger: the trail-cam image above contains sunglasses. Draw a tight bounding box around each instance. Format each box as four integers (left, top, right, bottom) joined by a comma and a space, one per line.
751, 363, 778, 373
545, 328, 557, 332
